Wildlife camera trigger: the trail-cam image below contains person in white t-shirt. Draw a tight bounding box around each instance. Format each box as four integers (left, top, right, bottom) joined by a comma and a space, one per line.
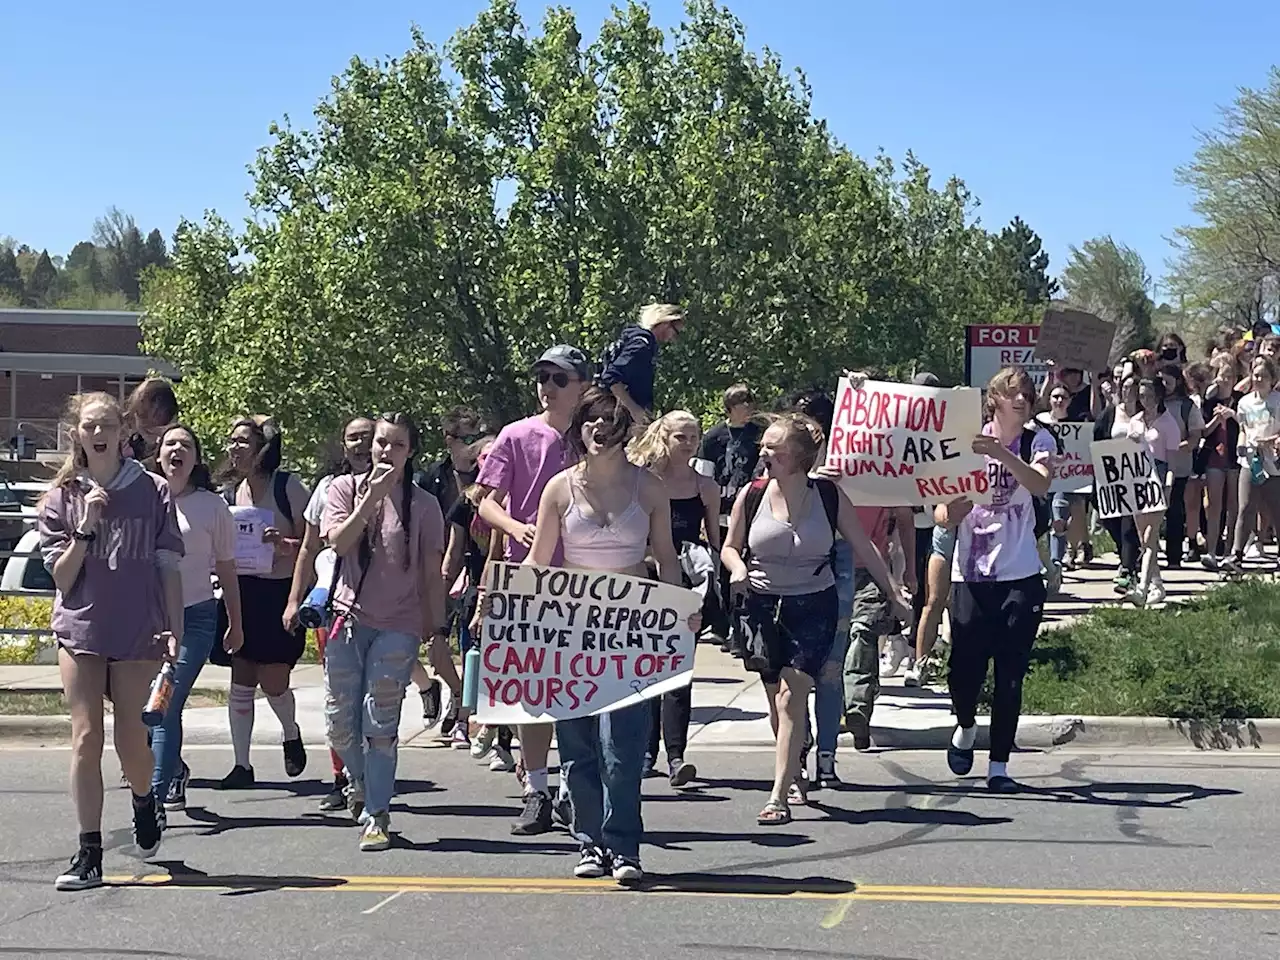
936, 367, 1054, 793
1225, 356, 1280, 573
283, 417, 373, 811
1125, 378, 1179, 605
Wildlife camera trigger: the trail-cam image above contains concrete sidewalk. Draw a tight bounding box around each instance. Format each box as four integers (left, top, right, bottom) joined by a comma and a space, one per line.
2, 557, 1269, 751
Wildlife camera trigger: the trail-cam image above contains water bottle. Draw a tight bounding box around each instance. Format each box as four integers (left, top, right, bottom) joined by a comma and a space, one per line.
142, 662, 175, 727
462, 646, 481, 712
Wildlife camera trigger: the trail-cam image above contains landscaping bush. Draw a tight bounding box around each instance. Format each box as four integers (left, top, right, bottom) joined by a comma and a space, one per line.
984, 579, 1280, 719
0, 596, 53, 665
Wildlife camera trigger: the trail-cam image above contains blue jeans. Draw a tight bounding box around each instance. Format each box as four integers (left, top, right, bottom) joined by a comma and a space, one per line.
557, 702, 649, 859
323, 623, 419, 816
150, 599, 219, 794
814, 539, 855, 755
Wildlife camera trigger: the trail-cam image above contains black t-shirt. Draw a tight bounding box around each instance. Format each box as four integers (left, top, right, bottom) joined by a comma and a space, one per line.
416, 457, 461, 519
1065, 385, 1092, 422
597, 325, 659, 411
699, 420, 763, 516
446, 498, 488, 584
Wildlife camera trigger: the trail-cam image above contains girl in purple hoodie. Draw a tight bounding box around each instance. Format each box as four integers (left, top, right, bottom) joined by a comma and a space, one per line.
38, 393, 185, 891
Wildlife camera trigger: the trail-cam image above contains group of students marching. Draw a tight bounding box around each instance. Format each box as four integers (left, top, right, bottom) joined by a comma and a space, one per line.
44, 302, 1277, 893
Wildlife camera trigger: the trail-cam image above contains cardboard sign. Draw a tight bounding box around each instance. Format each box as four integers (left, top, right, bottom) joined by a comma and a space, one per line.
1090, 438, 1167, 519
473, 563, 700, 724
1038, 308, 1115, 374
825, 378, 992, 506
1044, 420, 1095, 493
229, 506, 275, 575
965, 325, 1049, 389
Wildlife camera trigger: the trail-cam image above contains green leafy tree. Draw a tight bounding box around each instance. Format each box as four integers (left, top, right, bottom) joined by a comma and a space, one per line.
0, 247, 22, 302
24, 250, 58, 306
986, 216, 1058, 306
1061, 236, 1154, 363
142, 0, 1046, 457
1171, 67, 1280, 329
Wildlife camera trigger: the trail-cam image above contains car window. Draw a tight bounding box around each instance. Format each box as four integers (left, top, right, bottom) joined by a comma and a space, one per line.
21, 559, 53, 592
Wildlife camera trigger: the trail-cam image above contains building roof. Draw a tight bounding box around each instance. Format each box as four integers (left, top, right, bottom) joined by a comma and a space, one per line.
0, 308, 142, 327
0, 353, 178, 377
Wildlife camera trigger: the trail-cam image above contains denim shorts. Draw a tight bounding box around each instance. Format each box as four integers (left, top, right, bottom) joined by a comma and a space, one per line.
930, 525, 956, 560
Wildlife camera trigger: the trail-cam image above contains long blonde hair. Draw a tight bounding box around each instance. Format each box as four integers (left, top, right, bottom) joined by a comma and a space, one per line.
628, 410, 701, 473
49, 392, 124, 494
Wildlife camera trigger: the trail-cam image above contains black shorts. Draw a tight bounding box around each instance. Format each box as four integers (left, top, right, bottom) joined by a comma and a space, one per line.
213, 575, 305, 667
743, 586, 839, 683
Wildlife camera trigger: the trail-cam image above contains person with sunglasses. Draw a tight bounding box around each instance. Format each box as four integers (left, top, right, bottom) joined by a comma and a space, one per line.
412, 407, 489, 735
596, 303, 685, 429
475, 344, 590, 836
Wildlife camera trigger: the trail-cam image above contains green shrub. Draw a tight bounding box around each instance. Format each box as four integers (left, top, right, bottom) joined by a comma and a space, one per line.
977, 579, 1280, 719
0, 596, 53, 664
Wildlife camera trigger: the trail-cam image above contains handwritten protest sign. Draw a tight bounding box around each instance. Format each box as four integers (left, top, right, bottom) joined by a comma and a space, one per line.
229, 506, 275, 575
474, 563, 701, 724
1045, 421, 1095, 493
1039, 308, 1115, 374
825, 378, 992, 506
1090, 438, 1166, 519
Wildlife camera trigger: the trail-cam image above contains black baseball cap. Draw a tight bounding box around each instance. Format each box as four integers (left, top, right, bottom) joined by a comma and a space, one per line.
533, 344, 590, 381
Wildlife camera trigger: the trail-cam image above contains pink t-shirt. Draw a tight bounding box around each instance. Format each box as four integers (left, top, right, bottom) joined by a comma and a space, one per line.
475, 415, 571, 563
1128, 409, 1181, 465
852, 506, 890, 567
322, 474, 445, 637
174, 489, 236, 607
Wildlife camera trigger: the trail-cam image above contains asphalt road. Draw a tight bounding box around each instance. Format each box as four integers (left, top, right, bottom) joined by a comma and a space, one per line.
1, 743, 1279, 960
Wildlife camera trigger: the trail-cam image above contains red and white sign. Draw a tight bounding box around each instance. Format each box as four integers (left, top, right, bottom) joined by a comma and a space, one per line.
965, 325, 1049, 389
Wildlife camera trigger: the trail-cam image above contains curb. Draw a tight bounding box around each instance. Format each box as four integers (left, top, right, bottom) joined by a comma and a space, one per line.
3, 713, 1278, 752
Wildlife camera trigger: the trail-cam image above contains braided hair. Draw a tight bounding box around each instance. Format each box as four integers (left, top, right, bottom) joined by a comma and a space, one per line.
359, 412, 421, 573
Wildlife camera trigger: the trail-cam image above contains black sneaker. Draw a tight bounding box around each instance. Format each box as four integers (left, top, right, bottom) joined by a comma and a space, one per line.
611, 855, 644, 887
573, 846, 607, 879
815, 752, 840, 789
163, 761, 190, 811
54, 846, 102, 891
669, 758, 697, 788
283, 738, 307, 778
132, 793, 162, 858
422, 679, 442, 727
846, 713, 871, 752
511, 791, 553, 836
641, 755, 658, 778
987, 774, 1020, 793
553, 792, 574, 829
319, 774, 349, 812
440, 698, 459, 738
217, 764, 255, 790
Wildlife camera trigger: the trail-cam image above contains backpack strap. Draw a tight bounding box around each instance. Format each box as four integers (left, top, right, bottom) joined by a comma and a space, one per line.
273, 470, 295, 530
1019, 428, 1034, 463
812, 478, 841, 577
738, 478, 770, 565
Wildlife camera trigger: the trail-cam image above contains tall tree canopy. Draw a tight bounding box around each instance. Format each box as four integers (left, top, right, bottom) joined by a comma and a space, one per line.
1061, 236, 1154, 363
142, 0, 1054, 459
1171, 66, 1280, 331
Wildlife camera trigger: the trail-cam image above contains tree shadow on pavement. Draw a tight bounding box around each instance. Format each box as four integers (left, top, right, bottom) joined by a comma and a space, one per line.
113, 860, 347, 897
644, 829, 815, 852
805, 799, 1013, 829
180, 804, 359, 837
641, 872, 855, 897
390, 836, 578, 855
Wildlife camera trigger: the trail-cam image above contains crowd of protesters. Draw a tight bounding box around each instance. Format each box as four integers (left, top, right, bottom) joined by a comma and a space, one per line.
38, 305, 1273, 893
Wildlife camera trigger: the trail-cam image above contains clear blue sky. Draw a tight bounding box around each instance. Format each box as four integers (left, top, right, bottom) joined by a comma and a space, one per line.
4, 0, 1277, 296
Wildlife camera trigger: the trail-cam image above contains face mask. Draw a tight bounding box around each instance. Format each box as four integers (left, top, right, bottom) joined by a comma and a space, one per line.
1161, 347, 1180, 360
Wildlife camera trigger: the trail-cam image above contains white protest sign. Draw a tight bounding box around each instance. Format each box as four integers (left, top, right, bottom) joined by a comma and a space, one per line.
1090, 438, 1167, 519
229, 506, 275, 575
1045, 421, 1095, 494
474, 563, 701, 724
825, 378, 993, 506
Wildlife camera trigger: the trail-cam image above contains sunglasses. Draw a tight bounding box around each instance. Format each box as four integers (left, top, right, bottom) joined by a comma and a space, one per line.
536, 369, 570, 388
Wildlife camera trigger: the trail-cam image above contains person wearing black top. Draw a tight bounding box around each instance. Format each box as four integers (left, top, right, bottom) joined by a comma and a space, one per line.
1038, 362, 1099, 422
1198, 357, 1242, 568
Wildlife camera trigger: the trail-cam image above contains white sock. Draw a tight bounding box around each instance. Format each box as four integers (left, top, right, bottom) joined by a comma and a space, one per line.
266, 689, 300, 740
988, 760, 1008, 780
951, 724, 976, 750
526, 766, 549, 797
228, 683, 256, 768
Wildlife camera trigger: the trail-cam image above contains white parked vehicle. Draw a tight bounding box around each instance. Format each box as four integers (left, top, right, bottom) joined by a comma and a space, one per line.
1, 528, 53, 594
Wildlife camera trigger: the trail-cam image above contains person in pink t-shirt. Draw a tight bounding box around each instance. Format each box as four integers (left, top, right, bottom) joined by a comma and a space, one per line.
475, 344, 589, 837
322, 412, 447, 852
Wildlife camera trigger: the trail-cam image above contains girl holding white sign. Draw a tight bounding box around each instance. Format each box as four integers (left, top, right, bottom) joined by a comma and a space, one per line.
937, 368, 1053, 793
526, 386, 697, 887
1126, 378, 1178, 605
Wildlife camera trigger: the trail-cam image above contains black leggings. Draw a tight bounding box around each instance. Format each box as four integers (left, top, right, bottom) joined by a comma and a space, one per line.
1166, 476, 1189, 566
646, 685, 692, 763
912, 525, 933, 624
1101, 516, 1141, 575
947, 576, 1046, 764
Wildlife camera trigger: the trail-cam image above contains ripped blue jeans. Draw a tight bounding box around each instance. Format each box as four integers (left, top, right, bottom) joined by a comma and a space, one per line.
323, 623, 419, 817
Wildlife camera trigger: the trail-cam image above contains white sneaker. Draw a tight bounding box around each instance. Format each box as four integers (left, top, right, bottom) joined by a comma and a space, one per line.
1125, 583, 1147, 608
359, 813, 391, 852
880, 636, 910, 677
903, 661, 925, 687
489, 746, 516, 773
1146, 580, 1167, 605
471, 725, 497, 760
1245, 538, 1264, 560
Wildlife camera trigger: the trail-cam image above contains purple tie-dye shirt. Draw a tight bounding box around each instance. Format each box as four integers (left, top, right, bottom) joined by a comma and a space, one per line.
952, 424, 1056, 583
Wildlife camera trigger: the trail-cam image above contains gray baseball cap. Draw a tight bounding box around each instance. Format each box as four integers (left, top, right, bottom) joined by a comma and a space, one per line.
533, 344, 590, 381
912, 371, 941, 387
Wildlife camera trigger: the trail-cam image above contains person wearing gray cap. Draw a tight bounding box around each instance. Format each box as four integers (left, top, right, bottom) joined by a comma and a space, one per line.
475, 344, 590, 836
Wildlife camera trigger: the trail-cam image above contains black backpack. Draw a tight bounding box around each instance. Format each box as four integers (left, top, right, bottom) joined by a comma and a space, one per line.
1020, 428, 1061, 541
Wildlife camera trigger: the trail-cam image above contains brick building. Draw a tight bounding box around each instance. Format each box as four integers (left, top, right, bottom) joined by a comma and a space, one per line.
0, 308, 179, 450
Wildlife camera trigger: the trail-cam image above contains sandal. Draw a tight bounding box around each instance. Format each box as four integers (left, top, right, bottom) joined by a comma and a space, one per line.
787, 776, 808, 806
757, 800, 792, 826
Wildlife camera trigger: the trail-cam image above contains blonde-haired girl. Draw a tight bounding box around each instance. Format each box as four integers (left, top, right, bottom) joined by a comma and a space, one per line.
630, 411, 720, 787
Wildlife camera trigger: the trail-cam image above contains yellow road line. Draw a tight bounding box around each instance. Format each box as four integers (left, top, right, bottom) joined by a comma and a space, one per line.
103, 874, 1280, 911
